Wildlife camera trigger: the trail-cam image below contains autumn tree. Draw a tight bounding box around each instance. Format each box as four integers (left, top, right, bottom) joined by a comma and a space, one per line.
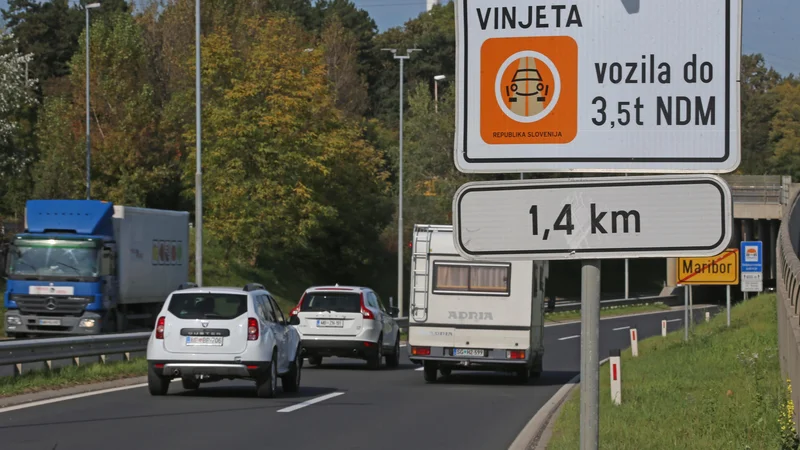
321, 15, 369, 118
34, 11, 173, 206
740, 54, 784, 174
767, 81, 800, 180
189, 16, 390, 275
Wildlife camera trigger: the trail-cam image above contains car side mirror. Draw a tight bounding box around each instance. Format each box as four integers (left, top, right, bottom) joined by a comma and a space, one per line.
390, 307, 399, 317
289, 315, 300, 325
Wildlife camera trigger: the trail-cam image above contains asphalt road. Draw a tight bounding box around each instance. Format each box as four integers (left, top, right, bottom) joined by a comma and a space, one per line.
0, 306, 718, 450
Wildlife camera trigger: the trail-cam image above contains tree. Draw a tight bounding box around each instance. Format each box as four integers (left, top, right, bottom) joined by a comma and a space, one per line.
739, 54, 783, 174
34, 12, 172, 206
321, 15, 369, 118
188, 16, 390, 272
767, 81, 800, 180
0, 33, 38, 214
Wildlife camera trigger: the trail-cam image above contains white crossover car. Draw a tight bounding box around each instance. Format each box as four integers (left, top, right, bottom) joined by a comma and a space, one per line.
288, 285, 401, 369
146, 283, 302, 398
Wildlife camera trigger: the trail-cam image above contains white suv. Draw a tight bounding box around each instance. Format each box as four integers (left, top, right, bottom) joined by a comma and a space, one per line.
146, 283, 302, 398
288, 285, 401, 369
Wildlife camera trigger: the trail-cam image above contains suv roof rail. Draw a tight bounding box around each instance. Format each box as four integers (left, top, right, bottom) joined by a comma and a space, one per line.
177, 282, 198, 290
243, 283, 266, 292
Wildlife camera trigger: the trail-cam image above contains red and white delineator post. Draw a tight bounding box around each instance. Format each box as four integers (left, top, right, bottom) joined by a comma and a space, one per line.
609, 348, 622, 405
630, 328, 638, 357
661, 319, 667, 337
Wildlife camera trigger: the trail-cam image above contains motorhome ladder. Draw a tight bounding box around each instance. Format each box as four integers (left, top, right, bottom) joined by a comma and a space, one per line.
410, 227, 432, 322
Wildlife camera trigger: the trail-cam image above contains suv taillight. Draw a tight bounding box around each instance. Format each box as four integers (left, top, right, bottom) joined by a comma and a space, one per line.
155, 316, 165, 339
360, 293, 375, 320
248, 317, 259, 340
290, 294, 305, 316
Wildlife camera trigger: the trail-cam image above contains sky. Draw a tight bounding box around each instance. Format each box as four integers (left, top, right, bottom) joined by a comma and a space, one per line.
0, 0, 797, 75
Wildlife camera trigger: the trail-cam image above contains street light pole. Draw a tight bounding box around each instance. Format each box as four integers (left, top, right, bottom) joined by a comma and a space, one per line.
382, 47, 420, 319
85, 2, 101, 200
195, 0, 203, 286
433, 74, 445, 113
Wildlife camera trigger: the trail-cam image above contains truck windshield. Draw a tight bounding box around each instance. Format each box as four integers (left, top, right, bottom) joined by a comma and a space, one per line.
7, 239, 99, 279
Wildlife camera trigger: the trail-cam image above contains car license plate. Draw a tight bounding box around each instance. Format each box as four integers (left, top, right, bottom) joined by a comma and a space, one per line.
453, 348, 485, 357
185, 336, 223, 346
316, 319, 343, 328
38, 319, 61, 326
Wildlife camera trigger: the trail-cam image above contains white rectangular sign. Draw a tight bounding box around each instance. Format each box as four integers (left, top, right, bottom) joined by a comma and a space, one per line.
453, 174, 732, 260
741, 272, 763, 293
454, 0, 742, 173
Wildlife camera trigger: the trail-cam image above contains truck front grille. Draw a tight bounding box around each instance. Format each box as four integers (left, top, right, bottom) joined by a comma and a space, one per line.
11, 295, 94, 316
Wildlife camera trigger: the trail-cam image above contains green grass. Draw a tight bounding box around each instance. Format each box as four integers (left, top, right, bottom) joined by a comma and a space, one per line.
548, 293, 795, 450
0, 358, 148, 398
545, 302, 671, 323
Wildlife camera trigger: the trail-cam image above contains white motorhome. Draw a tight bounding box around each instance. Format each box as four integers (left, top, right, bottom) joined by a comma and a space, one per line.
407, 224, 548, 383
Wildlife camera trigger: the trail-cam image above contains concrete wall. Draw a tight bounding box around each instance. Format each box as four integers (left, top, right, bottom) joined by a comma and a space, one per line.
776, 185, 800, 433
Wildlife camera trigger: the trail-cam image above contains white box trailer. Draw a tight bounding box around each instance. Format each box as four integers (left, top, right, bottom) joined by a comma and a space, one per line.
407, 224, 548, 383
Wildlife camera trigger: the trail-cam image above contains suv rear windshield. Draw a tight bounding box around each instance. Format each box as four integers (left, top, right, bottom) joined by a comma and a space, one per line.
301, 292, 361, 313
167, 293, 248, 320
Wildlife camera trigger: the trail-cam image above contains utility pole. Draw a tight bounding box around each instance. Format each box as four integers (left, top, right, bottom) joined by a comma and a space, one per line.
85, 2, 101, 200
195, 0, 203, 286
382, 47, 421, 319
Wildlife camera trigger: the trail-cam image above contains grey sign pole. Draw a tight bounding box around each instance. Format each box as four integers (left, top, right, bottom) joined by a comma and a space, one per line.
684, 286, 688, 342
580, 259, 600, 450
726, 285, 731, 326
194, 0, 203, 286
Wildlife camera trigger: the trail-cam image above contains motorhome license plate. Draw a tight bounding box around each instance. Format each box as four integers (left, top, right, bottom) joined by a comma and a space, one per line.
453, 348, 485, 357
38, 319, 61, 326
317, 319, 343, 328
185, 336, 223, 346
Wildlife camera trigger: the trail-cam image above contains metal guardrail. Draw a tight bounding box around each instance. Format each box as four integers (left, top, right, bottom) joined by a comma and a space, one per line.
0, 332, 150, 377
722, 174, 791, 205
549, 294, 681, 313
775, 181, 800, 434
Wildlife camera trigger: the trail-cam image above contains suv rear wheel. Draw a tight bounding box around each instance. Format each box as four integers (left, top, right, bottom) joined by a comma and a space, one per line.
385, 333, 400, 368
147, 363, 170, 396
367, 336, 383, 370
256, 354, 278, 398
308, 356, 323, 366
281, 347, 302, 393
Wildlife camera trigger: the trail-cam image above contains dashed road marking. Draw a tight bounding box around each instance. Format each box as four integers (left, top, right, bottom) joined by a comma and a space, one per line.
277, 392, 346, 413
558, 335, 580, 341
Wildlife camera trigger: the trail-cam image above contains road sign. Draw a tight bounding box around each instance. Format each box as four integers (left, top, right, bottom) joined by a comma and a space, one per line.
740, 241, 763, 292
452, 174, 732, 260
676, 249, 739, 285
453, 0, 742, 174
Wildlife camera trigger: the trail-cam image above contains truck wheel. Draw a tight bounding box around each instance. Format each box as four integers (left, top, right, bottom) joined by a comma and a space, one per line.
423, 362, 438, 383
514, 367, 530, 384
256, 355, 278, 398
147, 363, 170, 396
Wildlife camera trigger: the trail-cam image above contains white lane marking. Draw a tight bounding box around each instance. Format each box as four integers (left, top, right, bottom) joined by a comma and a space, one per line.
543, 305, 717, 328
415, 367, 424, 371
666, 318, 682, 323
277, 392, 345, 413
558, 335, 580, 341
0, 382, 148, 414
400, 344, 407, 348
612, 326, 630, 331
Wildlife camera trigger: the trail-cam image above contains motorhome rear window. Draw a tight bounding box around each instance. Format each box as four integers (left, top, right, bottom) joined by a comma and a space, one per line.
301, 292, 362, 313
167, 293, 248, 320
432, 262, 510, 295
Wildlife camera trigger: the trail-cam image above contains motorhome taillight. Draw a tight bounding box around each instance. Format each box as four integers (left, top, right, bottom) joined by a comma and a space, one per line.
411, 346, 431, 356
507, 350, 526, 360
155, 316, 165, 339
248, 318, 259, 340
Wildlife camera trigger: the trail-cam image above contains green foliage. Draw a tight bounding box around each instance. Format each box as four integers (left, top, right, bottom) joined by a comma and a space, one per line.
768, 82, 800, 180
549, 294, 789, 450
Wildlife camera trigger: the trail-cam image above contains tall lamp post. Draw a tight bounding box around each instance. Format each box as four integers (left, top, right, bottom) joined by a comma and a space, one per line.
85, 2, 101, 200
195, 0, 203, 286
433, 74, 445, 112
382, 47, 421, 319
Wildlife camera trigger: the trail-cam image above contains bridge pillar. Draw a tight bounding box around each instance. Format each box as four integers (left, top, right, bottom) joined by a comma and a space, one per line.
666, 258, 676, 287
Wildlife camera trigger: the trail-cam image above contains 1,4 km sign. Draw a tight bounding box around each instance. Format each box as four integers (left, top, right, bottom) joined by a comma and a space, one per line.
452, 174, 732, 260
454, 0, 742, 173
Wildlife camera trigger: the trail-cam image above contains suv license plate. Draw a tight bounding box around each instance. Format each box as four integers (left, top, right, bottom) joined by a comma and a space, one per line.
453, 348, 485, 357
317, 319, 343, 328
185, 336, 223, 346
